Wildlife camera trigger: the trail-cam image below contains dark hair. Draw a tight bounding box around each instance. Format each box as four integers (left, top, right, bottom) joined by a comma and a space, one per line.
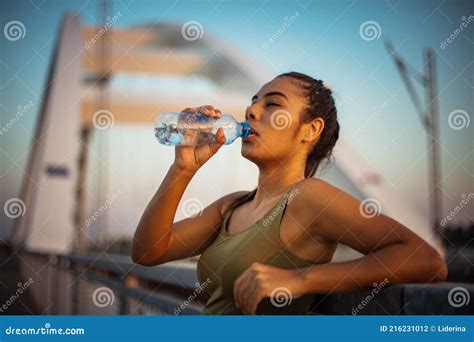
277, 71, 340, 178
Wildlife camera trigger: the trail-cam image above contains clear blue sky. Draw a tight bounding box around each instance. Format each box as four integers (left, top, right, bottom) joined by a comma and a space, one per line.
1, 0, 472, 239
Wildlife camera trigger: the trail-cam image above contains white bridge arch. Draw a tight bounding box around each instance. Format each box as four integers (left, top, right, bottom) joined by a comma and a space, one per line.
11, 14, 443, 261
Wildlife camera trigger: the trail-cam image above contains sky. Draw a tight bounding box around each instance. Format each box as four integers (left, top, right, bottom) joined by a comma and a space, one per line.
0, 0, 472, 241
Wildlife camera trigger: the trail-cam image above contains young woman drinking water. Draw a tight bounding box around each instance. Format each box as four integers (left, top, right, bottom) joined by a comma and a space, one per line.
132, 71, 447, 315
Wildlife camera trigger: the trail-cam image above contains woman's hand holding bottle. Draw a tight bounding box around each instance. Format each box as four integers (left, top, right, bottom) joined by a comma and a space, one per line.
172, 105, 226, 175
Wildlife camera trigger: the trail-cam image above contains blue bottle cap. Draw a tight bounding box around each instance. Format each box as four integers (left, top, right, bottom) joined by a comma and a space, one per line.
240, 122, 250, 139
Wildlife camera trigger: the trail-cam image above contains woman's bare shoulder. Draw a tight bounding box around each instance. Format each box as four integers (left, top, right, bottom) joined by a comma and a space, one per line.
295, 177, 341, 195
292, 178, 349, 209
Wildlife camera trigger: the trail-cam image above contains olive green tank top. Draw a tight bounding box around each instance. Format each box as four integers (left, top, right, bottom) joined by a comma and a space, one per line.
196, 187, 315, 315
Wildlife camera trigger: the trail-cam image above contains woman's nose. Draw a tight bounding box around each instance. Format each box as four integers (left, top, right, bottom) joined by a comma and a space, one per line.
245, 112, 256, 121
245, 105, 258, 121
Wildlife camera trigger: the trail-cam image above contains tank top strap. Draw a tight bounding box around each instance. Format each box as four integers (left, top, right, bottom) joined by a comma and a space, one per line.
254, 185, 306, 251
219, 189, 256, 234
219, 184, 300, 237
258, 190, 292, 233
223, 190, 256, 217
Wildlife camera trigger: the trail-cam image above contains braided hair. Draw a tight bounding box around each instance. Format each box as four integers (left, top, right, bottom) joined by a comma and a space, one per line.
277, 72, 340, 178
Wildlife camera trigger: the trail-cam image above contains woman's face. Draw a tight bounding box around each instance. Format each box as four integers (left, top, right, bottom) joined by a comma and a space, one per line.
241, 76, 310, 165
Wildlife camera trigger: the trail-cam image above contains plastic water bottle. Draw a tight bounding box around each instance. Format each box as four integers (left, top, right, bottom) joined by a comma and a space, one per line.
154, 112, 250, 146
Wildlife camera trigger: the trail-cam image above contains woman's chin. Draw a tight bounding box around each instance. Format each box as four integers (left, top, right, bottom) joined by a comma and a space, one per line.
240, 144, 259, 160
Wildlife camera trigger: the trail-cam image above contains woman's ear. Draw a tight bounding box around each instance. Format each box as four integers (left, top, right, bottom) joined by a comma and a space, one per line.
303, 117, 324, 143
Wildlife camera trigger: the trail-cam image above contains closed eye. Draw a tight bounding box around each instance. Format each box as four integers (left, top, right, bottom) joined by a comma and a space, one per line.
266, 103, 281, 107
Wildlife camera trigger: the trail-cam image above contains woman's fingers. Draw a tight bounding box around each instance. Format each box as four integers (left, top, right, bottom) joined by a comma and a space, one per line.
181, 107, 198, 114
234, 268, 265, 315
216, 127, 226, 144
234, 266, 254, 309
192, 128, 225, 167
207, 128, 225, 155
197, 105, 222, 118
182, 105, 222, 118
246, 285, 264, 315
241, 279, 259, 314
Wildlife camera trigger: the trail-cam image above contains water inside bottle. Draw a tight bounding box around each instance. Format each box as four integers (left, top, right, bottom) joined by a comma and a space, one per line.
154, 124, 217, 146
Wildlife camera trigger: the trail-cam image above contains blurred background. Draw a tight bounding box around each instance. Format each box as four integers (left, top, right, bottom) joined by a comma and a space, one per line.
0, 0, 472, 316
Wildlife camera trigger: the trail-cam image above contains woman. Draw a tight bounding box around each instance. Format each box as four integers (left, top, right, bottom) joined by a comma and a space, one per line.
132, 71, 447, 315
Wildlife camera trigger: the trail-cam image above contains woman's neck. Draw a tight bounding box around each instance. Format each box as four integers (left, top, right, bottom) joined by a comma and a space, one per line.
253, 162, 306, 208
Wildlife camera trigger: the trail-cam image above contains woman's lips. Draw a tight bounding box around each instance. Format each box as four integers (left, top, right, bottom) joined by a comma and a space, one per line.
243, 125, 259, 142
243, 132, 258, 142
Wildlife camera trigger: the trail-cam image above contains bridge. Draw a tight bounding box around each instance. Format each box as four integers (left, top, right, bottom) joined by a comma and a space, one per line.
1, 13, 472, 316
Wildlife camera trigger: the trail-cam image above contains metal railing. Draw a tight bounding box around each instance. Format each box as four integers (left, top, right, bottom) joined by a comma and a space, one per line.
18, 251, 203, 315
11, 249, 474, 315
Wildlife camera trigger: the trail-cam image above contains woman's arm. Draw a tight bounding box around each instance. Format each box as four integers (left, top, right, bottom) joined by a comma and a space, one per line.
131, 164, 196, 265
132, 105, 232, 266
299, 227, 447, 293
297, 178, 447, 293
132, 164, 248, 266
234, 178, 447, 314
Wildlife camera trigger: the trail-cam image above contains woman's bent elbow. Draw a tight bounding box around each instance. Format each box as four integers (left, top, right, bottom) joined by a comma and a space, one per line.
131, 250, 158, 266
131, 240, 169, 266
427, 249, 448, 282
131, 247, 144, 265
131, 244, 155, 266
434, 257, 448, 282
